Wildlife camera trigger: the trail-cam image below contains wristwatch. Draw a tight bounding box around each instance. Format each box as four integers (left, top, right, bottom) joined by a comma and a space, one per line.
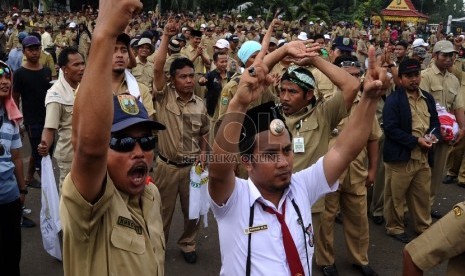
19, 188, 28, 195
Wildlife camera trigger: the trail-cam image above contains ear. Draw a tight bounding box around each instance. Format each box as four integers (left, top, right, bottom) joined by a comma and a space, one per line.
305, 89, 314, 101
241, 155, 253, 172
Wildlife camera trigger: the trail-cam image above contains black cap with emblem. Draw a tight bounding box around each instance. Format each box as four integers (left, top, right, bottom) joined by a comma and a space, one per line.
239, 101, 289, 156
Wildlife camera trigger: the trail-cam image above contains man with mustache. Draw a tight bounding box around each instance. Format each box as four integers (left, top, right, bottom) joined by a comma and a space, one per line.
209, 45, 390, 275
383, 59, 441, 244
59, 0, 166, 275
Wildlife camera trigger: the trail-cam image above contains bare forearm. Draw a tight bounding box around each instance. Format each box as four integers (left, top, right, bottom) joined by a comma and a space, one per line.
367, 139, 379, 175
153, 34, 169, 91
41, 128, 55, 147
455, 108, 465, 129
12, 150, 26, 191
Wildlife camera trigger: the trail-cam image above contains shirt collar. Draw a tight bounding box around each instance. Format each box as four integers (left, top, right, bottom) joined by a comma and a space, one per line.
247, 177, 292, 212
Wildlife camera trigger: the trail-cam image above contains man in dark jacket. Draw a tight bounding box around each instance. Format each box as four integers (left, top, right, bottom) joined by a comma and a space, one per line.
383, 59, 441, 244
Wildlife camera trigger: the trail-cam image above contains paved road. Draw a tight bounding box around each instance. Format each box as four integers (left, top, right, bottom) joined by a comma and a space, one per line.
19, 142, 462, 275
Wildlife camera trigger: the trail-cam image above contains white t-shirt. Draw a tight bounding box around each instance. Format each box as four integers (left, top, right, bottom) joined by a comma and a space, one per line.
209, 157, 338, 276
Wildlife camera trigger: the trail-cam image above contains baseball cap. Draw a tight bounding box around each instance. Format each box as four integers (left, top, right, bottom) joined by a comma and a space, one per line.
18, 31, 28, 41
227, 34, 239, 43
269, 37, 278, 45
413, 47, 427, 59
333, 36, 354, 52
22, 35, 41, 48
238, 41, 262, 64
112, 94, 165, 133
214, 39, 230, 49
176, 33, 186, 42
13, 13, 19, 17
433, 40, 458, 53
69, 22, 77, 28
247, 16, 253, 20
200, 23, 206, 29
398, 58, 421, 75
412, 38, 428, 48
191, 29, 203, 37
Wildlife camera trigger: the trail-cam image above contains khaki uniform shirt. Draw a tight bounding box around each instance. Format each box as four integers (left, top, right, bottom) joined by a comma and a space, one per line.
44, 101, 74, 162
131, 57, 154, 93
7, 29, 18, 50
310, 68, 336, 99
420, 63, 464, 112
408, 91, 430, 163
60, 175, 165, 276
153, 85, 209, 163
181, 44, 209, 74
405, 201, 465, 275
116, 81, 155, 117
54, 33, 72, 50
328, 94, 382, 194
285, 89, 348, 212
66, 31, 78, 47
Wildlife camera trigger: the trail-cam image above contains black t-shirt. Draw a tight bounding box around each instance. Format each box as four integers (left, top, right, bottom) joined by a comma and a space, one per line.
13, 66, 52, 125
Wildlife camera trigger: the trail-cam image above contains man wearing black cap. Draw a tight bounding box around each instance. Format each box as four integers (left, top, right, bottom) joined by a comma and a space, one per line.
383, 58, 441, 244
209, 46, 390, 275
13, 35, 52, 192
60, 1, 166, 274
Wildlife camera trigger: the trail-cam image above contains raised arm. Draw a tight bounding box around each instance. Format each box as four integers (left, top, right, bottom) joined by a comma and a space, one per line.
153, 20, 177, 92
209, 46, 270, 205
71, 0, 142, 203
323, 46, 389, 185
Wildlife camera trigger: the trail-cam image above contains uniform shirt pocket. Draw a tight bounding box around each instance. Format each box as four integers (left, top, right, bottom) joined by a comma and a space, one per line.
111, 226, 146, 254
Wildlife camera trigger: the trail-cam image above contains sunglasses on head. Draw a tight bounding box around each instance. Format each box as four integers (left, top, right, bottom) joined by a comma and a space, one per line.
340, 61, 361, 68
109, 136, 156, 152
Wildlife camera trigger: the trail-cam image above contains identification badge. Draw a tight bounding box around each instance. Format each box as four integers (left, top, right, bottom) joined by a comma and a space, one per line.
293, 137, 305, 153
244, 224, 268, 235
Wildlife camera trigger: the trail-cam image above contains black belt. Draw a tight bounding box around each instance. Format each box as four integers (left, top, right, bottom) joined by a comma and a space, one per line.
158, 154, 194, 167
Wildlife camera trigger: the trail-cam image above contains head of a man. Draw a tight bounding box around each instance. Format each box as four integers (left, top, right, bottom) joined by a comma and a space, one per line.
108, 94, 165, 196
238, 41, 261, 67
190, 29, 202, 48
279, 65, 316, 116
239, 102, 293, 193
169, 57, 195, 96
136, 38, 154, 59
335, 55, 362, 79
113, 33, 131, 74
433, 40, 457, 71
213, 52, 228, 72
394, 40, 408, 60
213, 39, 229, 55
330, 36, 354, 63
398, 58, 421, 93
58, 47, 85, 87
22, 35, 41, 64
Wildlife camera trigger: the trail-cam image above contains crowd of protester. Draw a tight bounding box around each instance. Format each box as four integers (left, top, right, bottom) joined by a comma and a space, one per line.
0, 2, 465, 276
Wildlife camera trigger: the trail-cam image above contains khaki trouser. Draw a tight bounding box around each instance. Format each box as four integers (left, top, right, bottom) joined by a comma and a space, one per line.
370, 134, 385, 217
446, 137, 465, 183
430, 142, 452, 206
316, 177, 369, 266
154, 158, 199, 253
57, 160, 72, 194
384, 160, 432, 235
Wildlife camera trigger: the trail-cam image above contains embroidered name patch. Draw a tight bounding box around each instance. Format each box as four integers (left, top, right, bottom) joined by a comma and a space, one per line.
117, 216, 143, 234
244, 224, 268, 235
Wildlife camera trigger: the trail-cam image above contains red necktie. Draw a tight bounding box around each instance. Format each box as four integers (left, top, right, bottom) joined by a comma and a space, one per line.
260, 200, 305, 276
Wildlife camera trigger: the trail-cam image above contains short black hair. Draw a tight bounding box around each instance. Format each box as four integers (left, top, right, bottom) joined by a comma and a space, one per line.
58, 47, 82, 67
396, 40, 408, 49
213, 51, 227, 62
313, 34, 324, 41
169, 57, 195, 77
239, 128, 292, 157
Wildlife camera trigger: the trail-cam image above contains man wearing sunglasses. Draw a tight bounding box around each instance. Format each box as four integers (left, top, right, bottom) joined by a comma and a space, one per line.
59, 1, 166, 275
419, 40, 465, 219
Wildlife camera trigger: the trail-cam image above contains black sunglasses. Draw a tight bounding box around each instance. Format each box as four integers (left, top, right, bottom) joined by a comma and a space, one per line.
109, 136, 156, 152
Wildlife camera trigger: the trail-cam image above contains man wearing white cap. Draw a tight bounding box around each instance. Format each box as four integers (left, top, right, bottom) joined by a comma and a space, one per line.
420, 40, 465, 219
131, 38, 155, 94
66, 22, 78, 48
297, 32, 308, 41
412, 38, 429, 49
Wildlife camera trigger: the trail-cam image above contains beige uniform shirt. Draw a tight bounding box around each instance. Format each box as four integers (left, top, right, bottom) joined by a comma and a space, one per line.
54, 33, 72, 52
201, 36, 216, 60
44, 101, 74, 162
66, 31, 78, 47
131, 57, 154, 93
405, 201, 465, 275
420, 63, 464, 112
181, 44, 209, 74
328, 94, 382, 194
116, 81, 155, 117
408, 91, 431, 163
153, 85, 209, 163
311, 68, 336, 99
60, 175, 165, 276
285, 89, 348, 212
